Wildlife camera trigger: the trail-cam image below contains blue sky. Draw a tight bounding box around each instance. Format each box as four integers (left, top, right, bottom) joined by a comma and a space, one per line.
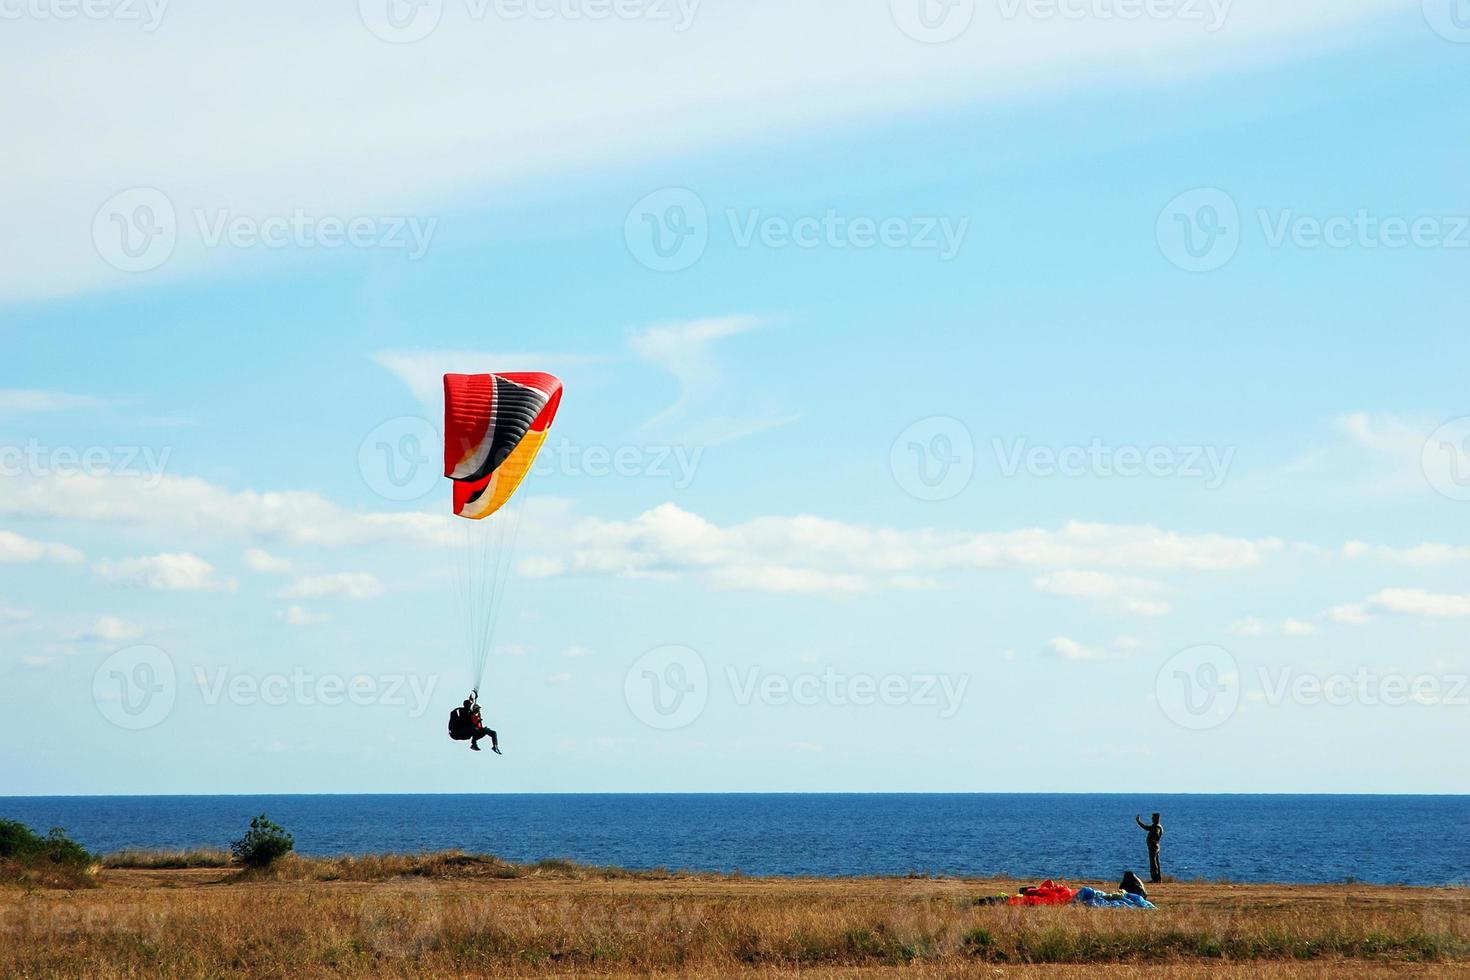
3, 0, 1469, 794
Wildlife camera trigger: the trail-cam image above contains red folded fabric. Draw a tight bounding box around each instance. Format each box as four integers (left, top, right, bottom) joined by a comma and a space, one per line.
1008, 880, 1078, 906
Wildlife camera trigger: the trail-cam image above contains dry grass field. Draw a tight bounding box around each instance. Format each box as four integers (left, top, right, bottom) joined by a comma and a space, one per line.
2, 854, 1467, 978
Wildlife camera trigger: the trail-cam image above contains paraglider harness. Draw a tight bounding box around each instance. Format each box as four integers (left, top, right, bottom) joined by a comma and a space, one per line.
447, 690, 480, 741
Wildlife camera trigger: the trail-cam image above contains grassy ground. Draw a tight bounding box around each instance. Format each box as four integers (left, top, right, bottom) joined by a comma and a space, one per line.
2, 855, 1466, 978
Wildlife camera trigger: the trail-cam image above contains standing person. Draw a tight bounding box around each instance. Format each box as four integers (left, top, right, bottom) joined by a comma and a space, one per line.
1136, 813, 1164, 883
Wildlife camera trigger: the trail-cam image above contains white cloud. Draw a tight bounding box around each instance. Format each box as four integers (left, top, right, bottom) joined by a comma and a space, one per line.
1229, 617, 1320, 637
0, 529, 84, 565
1048, 635, 1143, 662
278, 573, 385, 601
1367, 588, 1470, 619
526, 503, 1281, 594
628, 316, 800, 445
1342, 540, 1470, 565
0, 1, 1409, 303
0, 390, 106, 414
0, 472, 452, 549
561, 645, 592, 659
629, 316, 765, 418
0, 604, 29, 623
278, 605, 330, 627
68, 615, 144, 643
1241, 413, 1441, 503
1329, 603, 1373, 625
1229, 617, 1267, 636
93, 552, 233, 592
1033, 569, 1171, 616
547, 672, 573, 685
1048, 637, 1109, 662
243, 548, 294, 574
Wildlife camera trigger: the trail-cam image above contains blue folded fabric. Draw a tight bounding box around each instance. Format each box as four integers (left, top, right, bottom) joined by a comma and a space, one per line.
1074, 886, 1156, 909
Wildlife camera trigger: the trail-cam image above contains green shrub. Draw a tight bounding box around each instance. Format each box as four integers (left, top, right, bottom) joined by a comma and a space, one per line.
0, 819, 95, 867
229, 814, 294, 868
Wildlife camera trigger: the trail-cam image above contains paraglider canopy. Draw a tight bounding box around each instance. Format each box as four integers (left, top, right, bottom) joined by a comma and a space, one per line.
443, 372, 562, 520
441, 371, 563, 693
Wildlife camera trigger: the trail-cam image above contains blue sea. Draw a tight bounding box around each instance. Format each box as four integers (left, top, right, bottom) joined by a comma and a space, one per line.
3, 794, 1465, 886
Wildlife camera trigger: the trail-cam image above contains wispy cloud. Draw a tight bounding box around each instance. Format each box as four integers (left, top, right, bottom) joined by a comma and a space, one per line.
523, 502, 1281, 595
1228, 617, 1320, 637
1366, 588, 1470, 619
1047, 636, 1137, 662
93, 552, 235, 592
0, 472, 452, 549
0, 1, 1409, 302
1033, 569, 1171, 617
66, 615, 144, 644
278, 605, 330, 627
1342, 540, 1470, 566
629, 316, 801, 446
278, 573, 385, 601
0, 390, 107, 414
0, 529, 84, 565
243, 548, 294, 574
